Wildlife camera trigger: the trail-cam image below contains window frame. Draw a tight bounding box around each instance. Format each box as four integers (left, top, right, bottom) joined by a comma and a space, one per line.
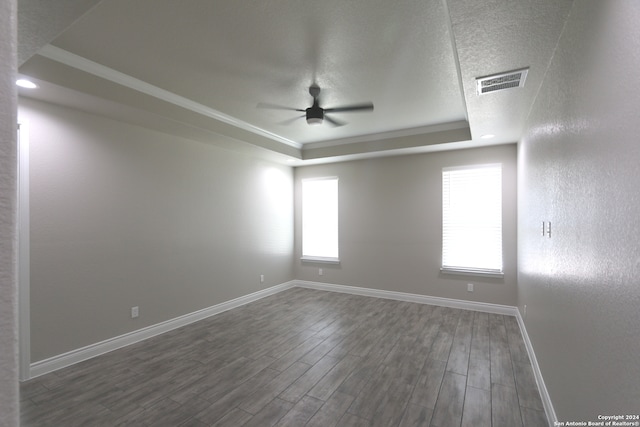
441, 163, 504, 278
300, 176, 340, 264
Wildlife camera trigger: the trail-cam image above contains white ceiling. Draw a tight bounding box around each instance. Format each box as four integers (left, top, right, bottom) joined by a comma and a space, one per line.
18, 0, 574, 164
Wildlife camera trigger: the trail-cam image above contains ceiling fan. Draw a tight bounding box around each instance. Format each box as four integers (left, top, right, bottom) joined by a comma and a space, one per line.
257, 84, 374, 127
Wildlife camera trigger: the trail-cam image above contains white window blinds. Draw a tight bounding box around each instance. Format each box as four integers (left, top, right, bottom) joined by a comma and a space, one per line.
442, 164, 503, 274
302, 177, 339, 261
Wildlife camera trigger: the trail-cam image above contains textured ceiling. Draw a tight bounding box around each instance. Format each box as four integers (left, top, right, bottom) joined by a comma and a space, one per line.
17, 0, 574, 164
17, 0, 103, 65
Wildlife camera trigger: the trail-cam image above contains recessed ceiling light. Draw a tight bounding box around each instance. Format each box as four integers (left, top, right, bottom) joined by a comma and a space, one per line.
16, 79, 38, 89
480, 134, 495, 139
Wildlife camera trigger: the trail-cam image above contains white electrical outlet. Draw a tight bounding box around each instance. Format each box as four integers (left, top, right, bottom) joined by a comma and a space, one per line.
260, 274, 265, 283
319, 268, 324, 276
467, 283, 474, 292
131, 306, 139, 318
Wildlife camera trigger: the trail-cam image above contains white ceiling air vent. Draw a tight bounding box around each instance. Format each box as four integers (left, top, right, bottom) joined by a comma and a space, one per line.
476, 68, 529, 95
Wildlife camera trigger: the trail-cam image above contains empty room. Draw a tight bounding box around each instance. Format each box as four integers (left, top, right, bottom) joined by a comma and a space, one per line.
1, 0, 639, 426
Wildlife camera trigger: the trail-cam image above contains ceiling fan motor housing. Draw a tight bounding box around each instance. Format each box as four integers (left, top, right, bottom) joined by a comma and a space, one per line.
306, 106, 324, 125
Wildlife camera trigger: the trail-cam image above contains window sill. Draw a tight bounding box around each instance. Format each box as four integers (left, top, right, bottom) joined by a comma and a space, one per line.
440, 267, 504, 278
301, 256, 341, 265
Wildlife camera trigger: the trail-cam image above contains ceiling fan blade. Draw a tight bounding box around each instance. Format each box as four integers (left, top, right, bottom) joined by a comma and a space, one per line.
324, 102, 374, 113
277, 115, 306, 126
324, 115, 346, 127
257, 102, 305, 112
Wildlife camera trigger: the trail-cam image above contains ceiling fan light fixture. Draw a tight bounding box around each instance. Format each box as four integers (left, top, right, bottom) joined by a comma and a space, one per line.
306, 106, 324, 126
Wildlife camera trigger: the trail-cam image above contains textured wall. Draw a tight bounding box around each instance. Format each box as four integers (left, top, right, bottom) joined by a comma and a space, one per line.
20, 98, 294, 362
518, 0, 640, 420
295, 144, 518, 306
0, 0, 19, 425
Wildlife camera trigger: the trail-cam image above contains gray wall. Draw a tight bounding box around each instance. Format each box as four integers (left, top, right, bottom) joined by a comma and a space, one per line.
1, 0, 19, 425
518, 0, 640, 420
295, 145, 518, 306
20, 98, 294, 362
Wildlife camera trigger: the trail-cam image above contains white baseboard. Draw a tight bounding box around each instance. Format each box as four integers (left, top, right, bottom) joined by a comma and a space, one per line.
29, 280, 296, 379
294, 280, 519, 316
515, 310, 557, 426
27, 278, 555, 427
296, 280, 555, 426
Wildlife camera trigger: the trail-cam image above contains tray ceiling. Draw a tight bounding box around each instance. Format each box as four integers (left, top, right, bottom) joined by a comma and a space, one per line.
18, 0, 573, 164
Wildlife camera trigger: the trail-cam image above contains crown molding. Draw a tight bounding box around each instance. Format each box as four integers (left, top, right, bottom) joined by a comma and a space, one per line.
38, 45, 302, 149
302, 120, 470, 151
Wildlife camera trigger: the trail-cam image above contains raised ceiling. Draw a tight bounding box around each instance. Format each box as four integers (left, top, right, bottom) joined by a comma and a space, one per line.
18, 0, 573, 164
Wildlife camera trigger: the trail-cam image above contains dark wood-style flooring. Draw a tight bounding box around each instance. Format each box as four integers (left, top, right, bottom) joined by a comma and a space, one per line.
20, 287, 548, 426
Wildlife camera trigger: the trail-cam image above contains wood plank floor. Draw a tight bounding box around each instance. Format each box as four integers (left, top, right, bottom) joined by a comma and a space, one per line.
20, 287, 548, 426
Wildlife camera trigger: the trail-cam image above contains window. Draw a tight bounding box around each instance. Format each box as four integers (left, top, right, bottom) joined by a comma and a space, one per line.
301, 177, 339, 262
442, 164, 503, 276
